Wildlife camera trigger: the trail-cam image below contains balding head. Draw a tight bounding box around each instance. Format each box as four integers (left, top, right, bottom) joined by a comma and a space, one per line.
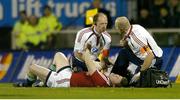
93, 13, 108, 33
93, 13, 107, 24
115, 16, 130, 34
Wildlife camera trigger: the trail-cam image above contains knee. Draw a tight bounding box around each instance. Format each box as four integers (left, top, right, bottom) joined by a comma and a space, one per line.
54, 52, 66, 59
29, 64, 36, 72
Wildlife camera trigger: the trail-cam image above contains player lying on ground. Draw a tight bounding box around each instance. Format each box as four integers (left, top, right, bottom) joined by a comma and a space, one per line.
14, 49, 128, 87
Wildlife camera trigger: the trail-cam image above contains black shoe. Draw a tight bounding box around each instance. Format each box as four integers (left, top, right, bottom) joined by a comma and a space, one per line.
13, 82, 32, 87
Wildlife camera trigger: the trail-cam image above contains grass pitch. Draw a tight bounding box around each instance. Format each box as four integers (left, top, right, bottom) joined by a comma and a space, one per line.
0, 83, 180, 99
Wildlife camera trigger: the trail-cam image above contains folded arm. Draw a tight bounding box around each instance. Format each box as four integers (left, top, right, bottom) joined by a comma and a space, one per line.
83, 49, 101, 75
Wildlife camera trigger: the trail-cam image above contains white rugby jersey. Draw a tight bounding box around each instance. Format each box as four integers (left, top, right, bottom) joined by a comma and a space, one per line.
74, 27, 111, 60
125, 24, 163, 60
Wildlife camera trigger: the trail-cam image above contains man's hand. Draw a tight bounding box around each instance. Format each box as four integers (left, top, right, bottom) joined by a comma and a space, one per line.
86, 43, 92, 51
119, 39, 127, 47
82, 49, 90, 60
130, 72, 140, 84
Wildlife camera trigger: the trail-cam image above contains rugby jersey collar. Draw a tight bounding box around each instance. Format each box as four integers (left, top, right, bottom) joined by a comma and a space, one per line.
93, 26, 102, 37
124, 25, 132, 40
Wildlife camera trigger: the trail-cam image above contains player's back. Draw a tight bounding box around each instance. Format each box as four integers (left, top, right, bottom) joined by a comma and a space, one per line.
70, 70, 110, 87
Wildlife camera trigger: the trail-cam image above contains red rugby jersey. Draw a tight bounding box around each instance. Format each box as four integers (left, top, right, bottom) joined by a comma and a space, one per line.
70, 70, 110, 87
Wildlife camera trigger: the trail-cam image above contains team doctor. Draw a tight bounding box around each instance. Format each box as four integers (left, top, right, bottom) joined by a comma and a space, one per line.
72, 13, 112, 72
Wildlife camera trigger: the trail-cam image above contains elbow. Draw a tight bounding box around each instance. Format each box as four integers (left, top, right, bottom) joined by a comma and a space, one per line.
147, 50, 155, 60
149, 52, 155, 59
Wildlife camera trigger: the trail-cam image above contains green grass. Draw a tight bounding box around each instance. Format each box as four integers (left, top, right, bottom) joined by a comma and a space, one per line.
0, 83, 180, 99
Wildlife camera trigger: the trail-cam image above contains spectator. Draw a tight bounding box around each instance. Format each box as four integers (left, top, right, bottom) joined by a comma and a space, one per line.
137, 0, 153, 10
158, 8, 172, 27
168, 0, 180, 27
85, 0, 112, 28
12, 10, 28, 50
150, 0, 170, 27
138, 8, 153, 28
24, 15, 41, 50
39, 5, 62, 49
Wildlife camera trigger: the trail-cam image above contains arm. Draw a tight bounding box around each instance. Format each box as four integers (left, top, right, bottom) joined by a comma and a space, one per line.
119, 39, 128, 47
74, 29, 92, 61
83, 49, 100, 75
98, 49, 109, 61
130, 47, 154, 84
98, 49, 111, 66
98, 49, 114, 72
74, 43, 92, 61
74, 51, 84, 61
140, 48, 154, 71
98, 35, 112, 66
134, 26, 155, 71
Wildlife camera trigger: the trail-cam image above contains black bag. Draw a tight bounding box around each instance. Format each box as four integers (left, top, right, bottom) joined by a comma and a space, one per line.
139, 68, 171, 88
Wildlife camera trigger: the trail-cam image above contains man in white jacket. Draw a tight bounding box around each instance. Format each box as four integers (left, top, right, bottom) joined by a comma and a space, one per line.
111, 16, 163, 85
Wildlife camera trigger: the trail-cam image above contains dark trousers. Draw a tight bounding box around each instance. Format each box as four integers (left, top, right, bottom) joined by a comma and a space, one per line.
72, 54, 88, 72
111, 47, 163, 78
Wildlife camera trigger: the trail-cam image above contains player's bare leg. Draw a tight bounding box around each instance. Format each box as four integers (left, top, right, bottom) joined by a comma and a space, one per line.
33, 52, 68, 87
28, 64, 50, 82
33, 52, 70, 87
52, 52, 70, 71
13, 52, 70, 87
13, 64, 51, 87
49, 52, 70, 71
34, 52, 70, 87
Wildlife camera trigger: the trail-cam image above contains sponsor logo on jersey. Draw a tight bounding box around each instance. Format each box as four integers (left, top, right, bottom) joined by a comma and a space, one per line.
91, 47, 98, 53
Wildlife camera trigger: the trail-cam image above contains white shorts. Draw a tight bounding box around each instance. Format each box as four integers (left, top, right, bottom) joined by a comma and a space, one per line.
46, 66, 72, 87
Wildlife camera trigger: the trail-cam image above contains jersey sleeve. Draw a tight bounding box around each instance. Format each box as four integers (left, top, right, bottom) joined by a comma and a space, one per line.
133, 25, 153, 54
133, 30, 147, 47
74, 31, 88, 53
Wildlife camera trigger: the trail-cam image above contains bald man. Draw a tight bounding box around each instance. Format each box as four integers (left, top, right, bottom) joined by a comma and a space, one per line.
111, 16, 163, 85
72, 13, 111, 72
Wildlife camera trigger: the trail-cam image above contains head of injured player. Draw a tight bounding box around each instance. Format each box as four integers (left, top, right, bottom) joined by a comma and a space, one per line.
93, 13, 108, 34
109, 73, 128, 87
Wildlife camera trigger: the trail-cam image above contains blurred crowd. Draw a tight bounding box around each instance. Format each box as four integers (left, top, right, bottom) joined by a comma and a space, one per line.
11, 0, 180, 50
137, 0, 180, 28
12, 5, 62, 50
